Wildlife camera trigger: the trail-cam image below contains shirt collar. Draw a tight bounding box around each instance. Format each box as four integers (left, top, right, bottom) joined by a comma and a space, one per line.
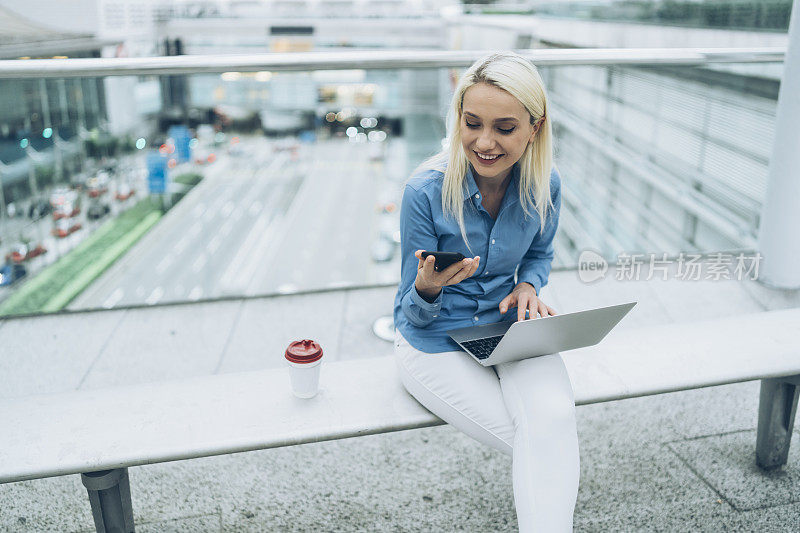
464, 163, 520, 203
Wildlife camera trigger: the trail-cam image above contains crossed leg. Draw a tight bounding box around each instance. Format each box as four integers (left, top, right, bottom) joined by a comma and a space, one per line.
394, 330, 579, 532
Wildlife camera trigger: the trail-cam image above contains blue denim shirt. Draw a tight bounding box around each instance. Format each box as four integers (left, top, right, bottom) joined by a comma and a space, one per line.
393, 163, 562, 354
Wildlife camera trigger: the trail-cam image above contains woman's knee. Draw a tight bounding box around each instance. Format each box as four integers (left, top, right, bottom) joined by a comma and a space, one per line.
499, 355, 577, 426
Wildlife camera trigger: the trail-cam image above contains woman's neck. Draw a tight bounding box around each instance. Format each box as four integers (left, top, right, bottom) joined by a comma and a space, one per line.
474, 166, 513, 197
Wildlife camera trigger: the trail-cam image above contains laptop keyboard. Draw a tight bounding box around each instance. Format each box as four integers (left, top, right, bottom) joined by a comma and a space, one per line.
461, 335, 504, 360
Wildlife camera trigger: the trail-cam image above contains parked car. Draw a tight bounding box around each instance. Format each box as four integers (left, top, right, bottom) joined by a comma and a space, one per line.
50, 188, 81, 219
87, 202, 111, 220
26, 243, 47, 260
86, 172, 110, 198
28, 199, 52, 220
52, 218, 82, 238
114, 183, 135, 201
0, 262, 26, 286
5, 242, 47, 263
5, 243, 26, 263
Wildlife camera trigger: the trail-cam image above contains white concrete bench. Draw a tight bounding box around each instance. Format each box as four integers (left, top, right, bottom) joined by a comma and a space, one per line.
2, 307, 799, 532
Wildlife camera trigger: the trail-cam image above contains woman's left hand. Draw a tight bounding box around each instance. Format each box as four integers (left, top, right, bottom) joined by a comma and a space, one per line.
498, 282, 557, 322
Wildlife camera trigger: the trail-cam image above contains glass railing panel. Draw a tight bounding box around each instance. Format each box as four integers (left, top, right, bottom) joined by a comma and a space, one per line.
0, 57, 780, 316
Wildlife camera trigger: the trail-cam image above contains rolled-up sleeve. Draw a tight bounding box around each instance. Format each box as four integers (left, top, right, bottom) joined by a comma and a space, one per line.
517, 170, 562, 295
399, 183, 442, 327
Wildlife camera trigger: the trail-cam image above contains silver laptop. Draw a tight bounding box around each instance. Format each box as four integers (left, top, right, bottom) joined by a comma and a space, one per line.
447, 301, 636, 366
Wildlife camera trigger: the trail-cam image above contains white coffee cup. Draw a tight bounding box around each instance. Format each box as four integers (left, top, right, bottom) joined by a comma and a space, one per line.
285, 340, 323, 398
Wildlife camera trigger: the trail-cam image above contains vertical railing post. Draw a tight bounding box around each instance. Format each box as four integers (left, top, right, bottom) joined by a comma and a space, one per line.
757, 2, 800, 289
756, 375, 800, 469
81, 468, 135, 533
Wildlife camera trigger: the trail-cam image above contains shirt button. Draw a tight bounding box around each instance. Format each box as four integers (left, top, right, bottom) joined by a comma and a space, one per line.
491, 239, 495, 245
485, 270, 489, 274
433, 314, 438, 317
473, 316, 479, 321
475, 194, 480, 199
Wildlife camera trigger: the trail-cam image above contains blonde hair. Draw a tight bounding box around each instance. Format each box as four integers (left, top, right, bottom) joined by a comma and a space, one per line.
413, 51, 555, 255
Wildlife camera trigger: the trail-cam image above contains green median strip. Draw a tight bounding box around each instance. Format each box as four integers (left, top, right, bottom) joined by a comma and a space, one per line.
1, 173, 203, 317
42, 211, 161, 312
0, 199, 163, 317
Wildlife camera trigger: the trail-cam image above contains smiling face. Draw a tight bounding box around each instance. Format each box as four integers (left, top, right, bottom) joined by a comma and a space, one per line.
460, 82, 539, 185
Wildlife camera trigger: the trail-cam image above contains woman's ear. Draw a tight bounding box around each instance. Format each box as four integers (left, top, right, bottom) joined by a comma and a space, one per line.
529, 123, 540, 143
529, 117, 545, 143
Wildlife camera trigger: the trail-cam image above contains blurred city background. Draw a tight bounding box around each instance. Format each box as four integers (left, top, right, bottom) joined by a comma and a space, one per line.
0, 0, 791, 317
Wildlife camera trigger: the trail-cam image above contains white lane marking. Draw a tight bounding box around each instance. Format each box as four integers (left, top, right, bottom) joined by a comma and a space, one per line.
192, 203, 206, 219
207, 236, 221, 254
249, 201, 262, 215
146, 286, 164, 305
156, 254, 174, 274
220, 151, 294, 292
192, 254, 207, 273
175, 237, 189, 254
221, 201, 234, 218
220, 219, 234, 236
188, 286, 203, 300
103, 288, 124, 309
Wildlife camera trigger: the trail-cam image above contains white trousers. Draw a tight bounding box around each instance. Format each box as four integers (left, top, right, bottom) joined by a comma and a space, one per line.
394, 330, 580, 533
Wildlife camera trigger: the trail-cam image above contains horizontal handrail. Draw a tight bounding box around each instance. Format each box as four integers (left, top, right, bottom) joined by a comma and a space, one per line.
0, 47, 785, 79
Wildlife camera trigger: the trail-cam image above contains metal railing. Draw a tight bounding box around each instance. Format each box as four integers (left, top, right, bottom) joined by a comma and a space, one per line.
0, 48, 785, 79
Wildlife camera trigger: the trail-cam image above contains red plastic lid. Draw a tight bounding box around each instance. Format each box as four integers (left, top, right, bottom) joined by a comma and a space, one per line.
285, 339, 323, 364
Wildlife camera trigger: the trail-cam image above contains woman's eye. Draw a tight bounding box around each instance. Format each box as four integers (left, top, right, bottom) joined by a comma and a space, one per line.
464, 121, 514, 133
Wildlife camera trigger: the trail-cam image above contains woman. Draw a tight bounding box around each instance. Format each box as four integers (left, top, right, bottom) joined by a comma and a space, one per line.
393, 52, 579, 532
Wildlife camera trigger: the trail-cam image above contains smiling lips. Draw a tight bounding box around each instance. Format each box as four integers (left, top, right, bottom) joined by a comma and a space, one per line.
474, 151, 503, 165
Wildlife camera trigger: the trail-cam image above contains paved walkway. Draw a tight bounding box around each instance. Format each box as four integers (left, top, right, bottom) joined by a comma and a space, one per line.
1, 263, 799, 531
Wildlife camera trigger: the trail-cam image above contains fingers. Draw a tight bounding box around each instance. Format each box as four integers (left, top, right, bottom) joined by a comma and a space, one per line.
517, 292, 536, 321
529, 301, 557, 319
443, 257, 479, 286
413, 251, 483, 289
499, 294, 513, 314
466, 256, 480, 278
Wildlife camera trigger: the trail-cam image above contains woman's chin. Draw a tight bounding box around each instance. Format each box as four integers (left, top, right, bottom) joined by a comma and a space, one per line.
470, 158, 511, 178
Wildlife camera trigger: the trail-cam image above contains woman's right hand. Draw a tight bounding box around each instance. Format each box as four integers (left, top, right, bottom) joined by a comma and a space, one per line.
414, 250, 480, 300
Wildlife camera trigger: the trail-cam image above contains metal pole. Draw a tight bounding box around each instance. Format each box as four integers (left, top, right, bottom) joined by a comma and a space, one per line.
40, 79, 64, 185
75, 78, 89, 172
81, 468, 136, 532
22, 84, 40, 199
757, 2, 800, 288
57, 79, 74, 179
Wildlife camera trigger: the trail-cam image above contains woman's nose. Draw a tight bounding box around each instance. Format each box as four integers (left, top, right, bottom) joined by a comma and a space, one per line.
475, 130, 495, 151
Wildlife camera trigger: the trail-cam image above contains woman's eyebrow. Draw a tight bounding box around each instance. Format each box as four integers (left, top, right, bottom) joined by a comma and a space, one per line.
464, 112, 519, 123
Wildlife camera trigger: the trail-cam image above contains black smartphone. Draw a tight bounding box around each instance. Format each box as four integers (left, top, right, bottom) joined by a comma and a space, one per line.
420, 251, 466, 272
